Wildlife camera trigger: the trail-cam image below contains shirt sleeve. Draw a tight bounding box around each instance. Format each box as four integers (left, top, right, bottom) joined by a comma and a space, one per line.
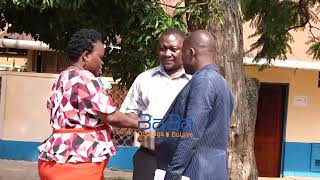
120, 75, 146, 114
164, 76, 216, 180
77, 71, 117, 116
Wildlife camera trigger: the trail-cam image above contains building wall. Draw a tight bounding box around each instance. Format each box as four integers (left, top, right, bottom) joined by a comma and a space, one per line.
245, 67, 320, 177
0, 71, 137, 170
1, 67, 319, 174
0, 72, 54, 141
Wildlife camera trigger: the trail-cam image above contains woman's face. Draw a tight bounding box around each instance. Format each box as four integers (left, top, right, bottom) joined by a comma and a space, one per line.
85, 41, 105, 77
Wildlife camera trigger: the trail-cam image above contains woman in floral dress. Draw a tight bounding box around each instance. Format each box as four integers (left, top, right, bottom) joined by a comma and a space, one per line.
38, 29, 138, 180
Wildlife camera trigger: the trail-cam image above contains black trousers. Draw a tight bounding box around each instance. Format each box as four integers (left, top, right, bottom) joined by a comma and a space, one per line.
133, 147, 157, 180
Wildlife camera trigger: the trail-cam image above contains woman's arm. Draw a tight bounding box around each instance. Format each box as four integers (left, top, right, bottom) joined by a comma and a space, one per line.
97, 111, 139, 129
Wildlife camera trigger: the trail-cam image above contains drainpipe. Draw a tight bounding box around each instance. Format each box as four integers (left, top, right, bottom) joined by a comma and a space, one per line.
0, 39, 52, 51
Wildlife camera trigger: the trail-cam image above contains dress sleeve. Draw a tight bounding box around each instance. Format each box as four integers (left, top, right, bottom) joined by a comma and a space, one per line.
77, 71, 117, 116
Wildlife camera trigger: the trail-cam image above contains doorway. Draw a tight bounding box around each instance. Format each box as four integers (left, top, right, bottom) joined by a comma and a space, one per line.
254, 83, 288, 177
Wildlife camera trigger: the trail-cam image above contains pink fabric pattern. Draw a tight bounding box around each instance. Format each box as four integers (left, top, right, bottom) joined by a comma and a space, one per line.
38, 69, 117, 163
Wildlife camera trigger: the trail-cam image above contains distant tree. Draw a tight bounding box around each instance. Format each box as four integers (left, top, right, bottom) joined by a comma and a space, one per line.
0, 0, 187, 86
242, 0, 320, 64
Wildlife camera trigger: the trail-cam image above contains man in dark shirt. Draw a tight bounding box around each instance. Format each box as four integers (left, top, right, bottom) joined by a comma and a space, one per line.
155, 30, 234, 180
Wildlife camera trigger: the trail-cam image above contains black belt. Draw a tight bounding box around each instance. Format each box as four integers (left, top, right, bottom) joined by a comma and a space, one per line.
140, 146, 156, 155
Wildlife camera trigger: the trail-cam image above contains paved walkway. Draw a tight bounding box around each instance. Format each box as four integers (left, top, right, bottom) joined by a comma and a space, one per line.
1, 159, 320, 180
0, 159, 132, 180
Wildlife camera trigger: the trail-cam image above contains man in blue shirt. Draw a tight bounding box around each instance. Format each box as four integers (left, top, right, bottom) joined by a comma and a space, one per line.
155, 30, 234, 180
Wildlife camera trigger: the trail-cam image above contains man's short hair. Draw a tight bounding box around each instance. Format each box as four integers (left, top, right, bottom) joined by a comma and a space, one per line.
159, 28, 186, 40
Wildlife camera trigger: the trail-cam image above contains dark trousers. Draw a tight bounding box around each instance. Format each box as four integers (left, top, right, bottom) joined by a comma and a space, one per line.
133, 147, 157, 180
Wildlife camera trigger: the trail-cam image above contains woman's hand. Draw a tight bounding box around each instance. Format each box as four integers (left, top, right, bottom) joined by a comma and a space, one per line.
97, 111, 139, 129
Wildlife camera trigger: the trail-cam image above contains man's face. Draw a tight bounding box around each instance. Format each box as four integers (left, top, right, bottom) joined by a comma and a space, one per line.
158, 34, 183, 71
182, 41, 194, 75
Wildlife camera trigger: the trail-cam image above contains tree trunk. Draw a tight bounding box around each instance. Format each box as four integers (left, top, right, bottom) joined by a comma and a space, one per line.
210, 1, 259, 179
243, 77, 260, 180
187, 0, 260, 179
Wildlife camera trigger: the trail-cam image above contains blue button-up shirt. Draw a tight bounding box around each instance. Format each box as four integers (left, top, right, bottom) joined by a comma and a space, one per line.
156, 64, 234, 180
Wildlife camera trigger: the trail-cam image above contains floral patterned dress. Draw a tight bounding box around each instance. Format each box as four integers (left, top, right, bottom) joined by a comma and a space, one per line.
38, 69, 117, 163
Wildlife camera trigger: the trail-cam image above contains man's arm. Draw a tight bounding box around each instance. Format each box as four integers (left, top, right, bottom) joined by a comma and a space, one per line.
164, 76, 215, 180
97, 75, 147, 129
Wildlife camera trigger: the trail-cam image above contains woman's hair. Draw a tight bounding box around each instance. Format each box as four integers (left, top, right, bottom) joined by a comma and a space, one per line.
66, 29, 102, 63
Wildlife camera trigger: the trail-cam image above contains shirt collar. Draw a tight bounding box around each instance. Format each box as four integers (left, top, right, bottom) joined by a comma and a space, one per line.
193, 64, 219, 76
151, 65, 191, 80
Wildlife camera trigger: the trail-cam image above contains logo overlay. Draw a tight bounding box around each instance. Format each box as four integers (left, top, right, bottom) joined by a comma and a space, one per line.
137, 113, 193, 138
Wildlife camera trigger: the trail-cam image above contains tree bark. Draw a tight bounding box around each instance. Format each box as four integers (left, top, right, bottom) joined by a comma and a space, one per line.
186, 0, 260, 179
210, 1, 259, 179
243, 77, 260, 180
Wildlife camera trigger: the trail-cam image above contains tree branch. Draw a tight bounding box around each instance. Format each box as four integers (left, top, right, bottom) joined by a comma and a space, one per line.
309, 23, 320, 31
308, 22, 320, 41
184, 0, 208, 31
157, 1, 177, 8
286, 0, 309, 31
308, 9, 320, 23
185, 0, 196, 31
155, 0, 186, 9
286, 20, 308, 31
156, 0, 207, 9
